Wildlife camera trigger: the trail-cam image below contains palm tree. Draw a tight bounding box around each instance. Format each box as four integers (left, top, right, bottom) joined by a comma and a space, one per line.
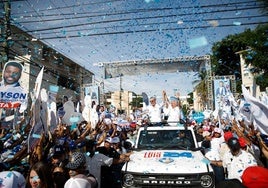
192, 70, 208, 110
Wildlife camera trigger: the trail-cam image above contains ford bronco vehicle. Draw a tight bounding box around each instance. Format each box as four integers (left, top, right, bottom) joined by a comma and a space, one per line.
121, 125, 215, 187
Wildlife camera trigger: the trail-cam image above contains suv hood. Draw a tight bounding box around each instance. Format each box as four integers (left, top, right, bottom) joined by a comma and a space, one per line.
123, 150, 211, 174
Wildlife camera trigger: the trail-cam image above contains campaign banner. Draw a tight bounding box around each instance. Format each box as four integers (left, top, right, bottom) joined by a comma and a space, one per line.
213, 79, 230, 110
84, 85, 100, 105
0, 61, 28, 109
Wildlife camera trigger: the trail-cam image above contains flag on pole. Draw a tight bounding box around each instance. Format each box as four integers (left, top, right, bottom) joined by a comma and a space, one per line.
242, 85, 268, 135
28, 67, 45, 152
33, 66, 44, 100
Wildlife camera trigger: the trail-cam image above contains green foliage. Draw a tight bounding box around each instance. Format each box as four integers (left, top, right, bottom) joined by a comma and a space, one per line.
211, 24, 268, 91
130, 96, 143, 108
257, 0, 268, 13
242, 25, 268, 72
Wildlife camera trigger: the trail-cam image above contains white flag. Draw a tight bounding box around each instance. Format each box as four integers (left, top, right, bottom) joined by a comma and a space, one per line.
34, 66, 44, 100
242, 85, 268, 135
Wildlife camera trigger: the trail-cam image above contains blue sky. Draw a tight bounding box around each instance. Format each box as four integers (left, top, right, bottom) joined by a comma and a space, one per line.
2, 0, 267, 98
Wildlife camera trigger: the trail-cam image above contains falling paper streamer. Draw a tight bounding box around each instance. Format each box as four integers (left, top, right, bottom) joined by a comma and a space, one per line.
233, 21, 241, 26
208, 20, 219, 27
177, 20, 184, 25
189, 36, 208, 49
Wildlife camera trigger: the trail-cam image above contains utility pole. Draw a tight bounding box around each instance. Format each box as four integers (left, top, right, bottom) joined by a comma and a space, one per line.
119, 74, 122, 112
1, 0, 11, 68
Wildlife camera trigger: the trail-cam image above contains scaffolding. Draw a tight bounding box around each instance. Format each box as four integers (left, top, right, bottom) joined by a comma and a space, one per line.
100, 55, 211, 79
98, 55, 212, 109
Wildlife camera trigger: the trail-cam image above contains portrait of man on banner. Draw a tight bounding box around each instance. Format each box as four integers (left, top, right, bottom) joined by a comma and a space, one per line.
214, 79, 230, 110
0, 61, 28, 128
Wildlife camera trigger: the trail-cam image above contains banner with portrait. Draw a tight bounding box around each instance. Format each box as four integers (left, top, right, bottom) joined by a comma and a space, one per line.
0, 61, 28, 129
84, 85, 100, 106
213, 79, 231, 110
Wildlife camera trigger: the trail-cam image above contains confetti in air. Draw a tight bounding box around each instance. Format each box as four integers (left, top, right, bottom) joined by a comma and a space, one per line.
189, 36, 208, 49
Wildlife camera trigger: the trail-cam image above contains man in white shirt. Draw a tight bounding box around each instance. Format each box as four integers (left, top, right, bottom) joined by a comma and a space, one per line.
222, 137, 257, 181
142, 96, 162, 124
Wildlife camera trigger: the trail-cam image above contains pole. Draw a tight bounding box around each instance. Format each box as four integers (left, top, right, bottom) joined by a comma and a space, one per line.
1, 0, 11, 68
119, 74, 122, 112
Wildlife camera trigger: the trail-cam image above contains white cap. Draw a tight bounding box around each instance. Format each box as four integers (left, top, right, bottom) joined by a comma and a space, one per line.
64, 177, 91, 188
105, 137, 113, 143
0, 171, 26, 188
112, 137, 120, 144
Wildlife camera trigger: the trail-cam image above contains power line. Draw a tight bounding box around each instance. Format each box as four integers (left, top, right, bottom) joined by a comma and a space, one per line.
12, 21, 267, 40
8, 3, 266, 37
17, 14, 266, 37
11, 0, 260, 18
11, 3, 265, 27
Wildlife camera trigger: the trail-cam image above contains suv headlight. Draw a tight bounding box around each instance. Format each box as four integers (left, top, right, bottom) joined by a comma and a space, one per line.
123, 174, 134, 187
200, 174, 213, 188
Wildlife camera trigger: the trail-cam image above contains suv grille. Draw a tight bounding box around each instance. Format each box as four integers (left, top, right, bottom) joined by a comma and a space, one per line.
126, 173, 214, 188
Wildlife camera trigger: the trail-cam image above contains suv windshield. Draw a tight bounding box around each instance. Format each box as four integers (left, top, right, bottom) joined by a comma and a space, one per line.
137, 129, 195, 150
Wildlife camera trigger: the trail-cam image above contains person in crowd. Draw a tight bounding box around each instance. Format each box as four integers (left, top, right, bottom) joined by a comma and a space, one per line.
0, 170, 26, 188
238, 137, 264, 167
163, 91, 181, 126
201, 130, 212, 155
211, 137, 258, 185
93, 121, 108, 147
27, 161, 54, 188
210, 127, 224, 153
47, 144, 69, 188
85, 139, 114, 188
219, 131, 233, 161
63, 96, 69, 104
142, 95, 162, 124
176, 130, 192, 148
65, 151, 97, 188
112, 136, 127, 154
52, 165, 69, 188
96, 136, 129, 188
206, 127, 225, 184
64, 177, 92, 188
48, 144, 68, 168
194, 125, 204, 145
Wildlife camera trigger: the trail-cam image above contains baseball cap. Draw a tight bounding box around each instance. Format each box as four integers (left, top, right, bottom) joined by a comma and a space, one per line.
227, 137, 241, 152
112, 137, 120, 144
213, 127, 222, 135
65, 152, 86, 170
0, 171, 26, 188
105, 137, 113, 143
64, 177, 91, 188
202, 131, 211, 138
242, 166, 268, 188
238, 137, 247, 148
53, 145, 65, 156
224, 131, 233, 142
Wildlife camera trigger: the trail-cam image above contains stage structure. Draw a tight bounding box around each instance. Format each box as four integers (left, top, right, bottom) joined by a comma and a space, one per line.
97, 55, 213, 110
101, 55, 211, 79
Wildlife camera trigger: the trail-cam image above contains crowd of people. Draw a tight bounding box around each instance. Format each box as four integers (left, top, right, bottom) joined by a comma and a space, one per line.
1, 85, 268, 188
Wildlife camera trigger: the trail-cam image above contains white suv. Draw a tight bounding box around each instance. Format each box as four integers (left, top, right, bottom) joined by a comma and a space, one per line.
121, 125, 215, 188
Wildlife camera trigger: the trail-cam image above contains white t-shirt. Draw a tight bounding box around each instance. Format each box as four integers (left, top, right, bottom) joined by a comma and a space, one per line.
222, 150, 257, 181
144, 104, 162, 123
167, 106, 180, 126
